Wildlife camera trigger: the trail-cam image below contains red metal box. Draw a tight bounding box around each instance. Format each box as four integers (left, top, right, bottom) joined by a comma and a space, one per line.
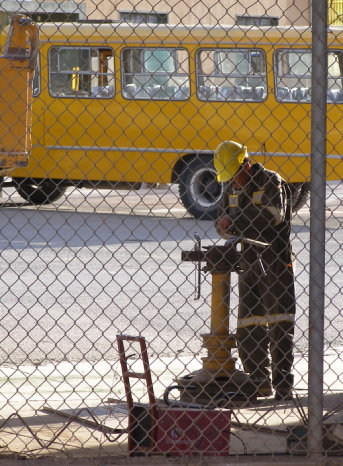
156, 407, 231, 456
129, 405, 231, 457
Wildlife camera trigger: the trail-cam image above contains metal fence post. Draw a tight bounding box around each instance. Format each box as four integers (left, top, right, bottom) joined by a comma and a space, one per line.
309, 0, 328, 458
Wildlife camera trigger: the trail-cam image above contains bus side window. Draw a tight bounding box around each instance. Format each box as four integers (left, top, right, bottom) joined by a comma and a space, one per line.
327, 51, 343, 103
196, 48, 267, 102
121, 47, 190, 100
49, 47, 115, 98
274, 49, 311, 103
275, 49, 343, 103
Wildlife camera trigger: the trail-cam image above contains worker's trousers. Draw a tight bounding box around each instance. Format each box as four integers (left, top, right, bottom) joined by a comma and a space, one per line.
236, 251, 296, 391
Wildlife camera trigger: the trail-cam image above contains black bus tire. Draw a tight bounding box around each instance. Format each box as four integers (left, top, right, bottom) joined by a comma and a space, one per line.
178, 155, 224, 220
14, 179, 67, 205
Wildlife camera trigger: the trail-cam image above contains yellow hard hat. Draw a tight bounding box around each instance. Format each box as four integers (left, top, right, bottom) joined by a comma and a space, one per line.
214, 140, 248, 182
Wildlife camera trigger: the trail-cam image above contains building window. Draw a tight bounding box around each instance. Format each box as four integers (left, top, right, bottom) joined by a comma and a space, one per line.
31, 13, 80, 22
119, 11, 168, 24
236, 16, 279, 26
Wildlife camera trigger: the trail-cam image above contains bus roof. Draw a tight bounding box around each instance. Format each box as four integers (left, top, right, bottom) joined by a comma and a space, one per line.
29, 22, 343, 46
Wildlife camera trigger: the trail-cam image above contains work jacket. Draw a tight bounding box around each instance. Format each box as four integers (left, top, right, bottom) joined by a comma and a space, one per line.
216, 163, 293, 264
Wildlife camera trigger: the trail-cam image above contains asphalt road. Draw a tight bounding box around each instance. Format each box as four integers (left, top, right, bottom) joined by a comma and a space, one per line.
0, 182, 342, 366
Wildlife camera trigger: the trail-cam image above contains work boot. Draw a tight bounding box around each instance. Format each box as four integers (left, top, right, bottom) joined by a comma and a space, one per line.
252, 378, 272, 397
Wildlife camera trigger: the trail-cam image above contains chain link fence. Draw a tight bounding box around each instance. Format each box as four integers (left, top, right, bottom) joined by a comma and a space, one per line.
0, 0, 342, 463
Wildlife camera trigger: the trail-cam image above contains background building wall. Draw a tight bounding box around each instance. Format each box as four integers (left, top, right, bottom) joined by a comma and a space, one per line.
84, 0, 311, 26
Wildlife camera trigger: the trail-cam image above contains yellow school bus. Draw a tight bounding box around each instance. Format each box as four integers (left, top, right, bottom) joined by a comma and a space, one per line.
7, 22, 343, 219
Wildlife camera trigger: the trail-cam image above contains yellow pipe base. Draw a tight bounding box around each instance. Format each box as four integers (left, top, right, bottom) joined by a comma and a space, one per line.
201, 333, 236, 350
201, 332, 237, 373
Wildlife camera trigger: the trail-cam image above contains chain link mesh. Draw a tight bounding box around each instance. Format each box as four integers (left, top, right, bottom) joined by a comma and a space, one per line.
0, 0, 342, 462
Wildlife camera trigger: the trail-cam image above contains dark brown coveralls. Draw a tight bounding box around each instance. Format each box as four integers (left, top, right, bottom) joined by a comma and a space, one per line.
217, 163, 295, 394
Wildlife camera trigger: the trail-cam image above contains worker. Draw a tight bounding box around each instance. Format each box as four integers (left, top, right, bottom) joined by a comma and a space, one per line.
214, 140, 296, 401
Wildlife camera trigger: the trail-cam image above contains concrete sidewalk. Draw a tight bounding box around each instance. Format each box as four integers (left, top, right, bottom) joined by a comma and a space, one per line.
0, 348, 342, 464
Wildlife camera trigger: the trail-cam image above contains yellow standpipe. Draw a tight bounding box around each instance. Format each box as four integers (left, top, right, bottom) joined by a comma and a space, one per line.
201, 272, 237, 375
177, 242, 258, 400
